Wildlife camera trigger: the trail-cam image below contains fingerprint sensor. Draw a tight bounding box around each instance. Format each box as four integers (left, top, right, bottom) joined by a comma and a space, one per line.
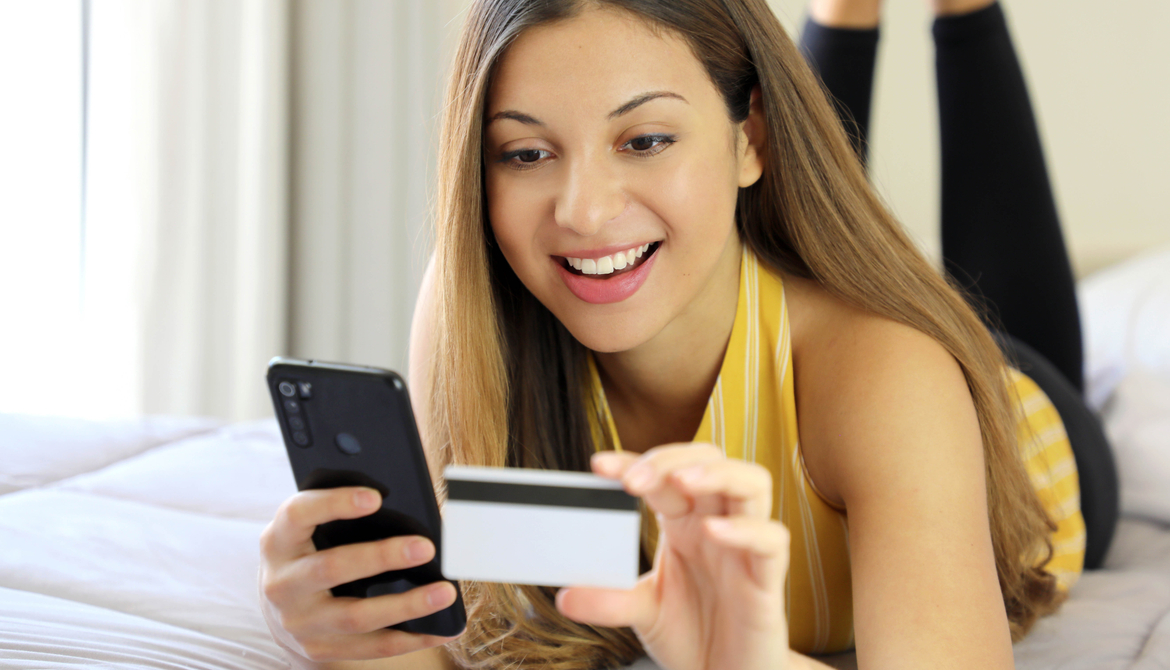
335, 432, 361, 456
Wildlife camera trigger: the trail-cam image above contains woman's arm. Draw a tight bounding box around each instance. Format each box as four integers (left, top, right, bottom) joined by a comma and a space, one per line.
408, 254, 446, 483
795, 303, 1016, 669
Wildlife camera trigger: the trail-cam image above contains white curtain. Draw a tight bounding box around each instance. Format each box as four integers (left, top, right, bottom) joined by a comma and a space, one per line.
86, 0, 467, 421
286, 0, 466, 384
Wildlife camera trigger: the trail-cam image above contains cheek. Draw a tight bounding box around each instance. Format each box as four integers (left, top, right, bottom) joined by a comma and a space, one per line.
486, 173, 548, 275
636, 149, 740, 247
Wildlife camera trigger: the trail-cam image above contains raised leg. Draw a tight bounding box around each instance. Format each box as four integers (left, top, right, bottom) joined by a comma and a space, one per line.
934, 2, 1084, 391
799, 0, 882, 164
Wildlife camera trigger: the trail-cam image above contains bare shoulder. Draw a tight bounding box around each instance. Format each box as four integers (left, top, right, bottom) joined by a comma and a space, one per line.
408, 255, 445, 479
780, 271, 977, 509
781, 273, 1014, 668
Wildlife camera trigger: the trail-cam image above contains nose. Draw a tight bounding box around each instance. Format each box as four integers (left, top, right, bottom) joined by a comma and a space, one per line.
553, 153, 626, 236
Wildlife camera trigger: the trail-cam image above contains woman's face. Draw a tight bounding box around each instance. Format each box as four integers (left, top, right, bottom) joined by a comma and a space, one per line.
484, 6, 763, 353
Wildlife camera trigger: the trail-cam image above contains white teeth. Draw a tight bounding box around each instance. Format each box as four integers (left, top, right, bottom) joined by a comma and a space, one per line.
566, 243, 655, 276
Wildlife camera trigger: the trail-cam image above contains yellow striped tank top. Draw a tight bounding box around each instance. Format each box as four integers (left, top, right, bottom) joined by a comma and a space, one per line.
588, 248, 1086, 654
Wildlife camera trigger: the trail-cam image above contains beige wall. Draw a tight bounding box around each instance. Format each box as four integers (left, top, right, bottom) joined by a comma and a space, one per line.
767, 0, 1170, 277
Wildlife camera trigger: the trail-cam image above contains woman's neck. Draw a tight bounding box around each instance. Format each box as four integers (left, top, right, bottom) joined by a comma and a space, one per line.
593, 240, 743, 453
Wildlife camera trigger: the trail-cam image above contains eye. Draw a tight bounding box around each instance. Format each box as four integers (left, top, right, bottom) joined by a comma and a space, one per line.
622, 134, 676, 157
499, 148, 553, 170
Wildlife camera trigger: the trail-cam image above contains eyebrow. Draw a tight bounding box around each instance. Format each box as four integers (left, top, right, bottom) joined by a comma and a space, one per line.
485, 90, 688, 127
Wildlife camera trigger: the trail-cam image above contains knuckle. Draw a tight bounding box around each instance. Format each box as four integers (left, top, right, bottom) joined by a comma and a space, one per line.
281, 497, 307, 529
258, 523, 278, 556
261, 575, 287, 604
335, 604, 368, 635
374, 633, 409, 658
301, 640, 332, 663
309, 552, 341, 586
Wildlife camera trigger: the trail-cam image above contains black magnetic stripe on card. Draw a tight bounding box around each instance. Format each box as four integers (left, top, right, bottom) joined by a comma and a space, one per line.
446, 479, 639, 511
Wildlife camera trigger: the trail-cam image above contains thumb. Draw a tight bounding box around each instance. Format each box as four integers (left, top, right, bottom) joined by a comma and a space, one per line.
555, 577, 657, 629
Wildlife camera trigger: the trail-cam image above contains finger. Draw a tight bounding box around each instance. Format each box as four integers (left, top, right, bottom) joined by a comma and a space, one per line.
672, 460, 773, 519
555, 579, 657, 630
622, 444, 725, 519
705, 518, 791, 592
310, 581, 459, 636
281, 535, 436, 598
705, 518, 790, 561
265, 487, 383, 558
299, 628, 459, 664
590, 450, 640, 479
621, 443, 725, 494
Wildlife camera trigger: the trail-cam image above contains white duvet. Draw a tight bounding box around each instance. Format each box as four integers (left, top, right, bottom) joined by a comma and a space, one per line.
2, 247, 1168, 669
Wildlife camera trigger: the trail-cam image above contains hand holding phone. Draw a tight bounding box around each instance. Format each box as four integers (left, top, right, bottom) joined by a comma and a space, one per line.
258, 357, 466, 663
258, 486, 460, 663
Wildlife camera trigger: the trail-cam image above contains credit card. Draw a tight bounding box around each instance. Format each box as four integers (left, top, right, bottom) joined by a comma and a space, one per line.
441, 465, 641, 589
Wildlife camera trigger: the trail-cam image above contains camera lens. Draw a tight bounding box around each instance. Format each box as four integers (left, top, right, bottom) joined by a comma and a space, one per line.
278, 381, 297, 397
283, 398, 301, 414
293, 431, 311, 447
288, 415, 305, 431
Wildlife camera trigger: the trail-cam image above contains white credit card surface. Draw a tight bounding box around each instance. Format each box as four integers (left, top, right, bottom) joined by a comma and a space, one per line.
441, 465, 641, 589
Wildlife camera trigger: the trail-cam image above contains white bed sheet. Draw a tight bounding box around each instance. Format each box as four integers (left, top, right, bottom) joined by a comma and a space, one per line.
1, 413, 1168, 669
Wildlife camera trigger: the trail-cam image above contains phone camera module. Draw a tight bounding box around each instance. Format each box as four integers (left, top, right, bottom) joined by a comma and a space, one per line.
278, 381, 297, 398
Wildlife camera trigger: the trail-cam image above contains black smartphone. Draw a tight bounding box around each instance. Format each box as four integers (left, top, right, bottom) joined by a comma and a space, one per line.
266, 357, 466, 638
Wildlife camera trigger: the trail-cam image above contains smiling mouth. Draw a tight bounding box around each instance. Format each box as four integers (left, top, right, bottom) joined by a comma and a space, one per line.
559, 242, 661, 277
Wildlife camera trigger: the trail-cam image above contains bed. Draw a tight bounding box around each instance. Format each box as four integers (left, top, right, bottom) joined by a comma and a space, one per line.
2, 247, 1167, 669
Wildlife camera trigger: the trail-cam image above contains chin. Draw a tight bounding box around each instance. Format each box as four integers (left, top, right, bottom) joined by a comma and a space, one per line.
555, 310, 659, 354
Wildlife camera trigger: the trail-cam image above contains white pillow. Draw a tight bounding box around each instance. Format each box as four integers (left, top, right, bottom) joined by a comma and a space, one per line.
1100, 370, 1170, 524
1079, 245, 1170, 411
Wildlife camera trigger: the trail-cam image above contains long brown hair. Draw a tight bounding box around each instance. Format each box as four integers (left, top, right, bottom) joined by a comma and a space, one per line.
428, 1, 1065, 667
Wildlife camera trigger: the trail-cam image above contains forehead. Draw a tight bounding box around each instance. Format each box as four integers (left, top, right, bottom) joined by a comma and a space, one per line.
487, 7, 714, 119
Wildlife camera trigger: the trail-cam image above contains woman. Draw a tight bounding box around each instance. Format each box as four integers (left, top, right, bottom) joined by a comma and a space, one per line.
258, 1, 1107, 668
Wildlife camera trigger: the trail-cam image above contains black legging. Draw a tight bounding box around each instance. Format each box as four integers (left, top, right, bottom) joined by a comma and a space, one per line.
799, 2, 1118, 570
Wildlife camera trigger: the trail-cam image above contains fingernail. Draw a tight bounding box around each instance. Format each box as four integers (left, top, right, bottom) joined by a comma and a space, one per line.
676, 466, 704, 484
626, 464, 654, 490
354, 489, 379, 509
427, 583, 453, 608
406, 538, 431, 562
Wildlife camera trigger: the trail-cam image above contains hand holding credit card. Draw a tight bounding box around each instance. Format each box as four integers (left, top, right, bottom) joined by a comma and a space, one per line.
441, 465, 641, 589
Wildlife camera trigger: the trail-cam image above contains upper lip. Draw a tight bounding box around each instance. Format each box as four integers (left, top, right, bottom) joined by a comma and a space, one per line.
552, 241, 660, 260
